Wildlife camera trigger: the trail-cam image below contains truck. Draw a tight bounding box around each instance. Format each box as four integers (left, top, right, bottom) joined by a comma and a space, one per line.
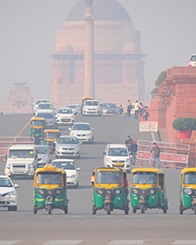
4, 144, 38, 178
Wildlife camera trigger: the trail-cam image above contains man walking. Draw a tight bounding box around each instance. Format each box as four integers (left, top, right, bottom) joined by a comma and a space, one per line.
151, 142, 161, 168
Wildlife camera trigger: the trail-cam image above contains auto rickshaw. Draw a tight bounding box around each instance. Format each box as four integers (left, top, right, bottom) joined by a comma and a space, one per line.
30, 117, 46, 141
43, 129, 61, 153
33, 164, 68, 214
179, 168, 196, 214
91, 167, 129, 215
130, 167, 168, 214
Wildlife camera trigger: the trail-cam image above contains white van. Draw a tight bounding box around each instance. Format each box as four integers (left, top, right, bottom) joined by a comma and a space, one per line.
4, 144, 38, 178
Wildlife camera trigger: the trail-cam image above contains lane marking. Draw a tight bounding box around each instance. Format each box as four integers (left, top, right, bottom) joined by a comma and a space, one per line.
109, 241, 145, 245
43, 241, 83, 245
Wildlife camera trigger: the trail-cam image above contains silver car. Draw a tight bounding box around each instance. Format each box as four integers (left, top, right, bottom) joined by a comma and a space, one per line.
0, 175, 19, 211
55, 135, 81, 159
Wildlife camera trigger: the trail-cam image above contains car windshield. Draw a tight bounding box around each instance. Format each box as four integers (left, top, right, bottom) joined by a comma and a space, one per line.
108, 147, 128, 156
36, 147, 48, 154
132, 172, 157, 184
58, 108, 73, 114
52, 161, 76, 170
0, 177, 13, 187
103, 104, 116, 109
37, 113, 54, 119
37, 172, 62, 184
96, 171, 122, 184
85, 101, 98, 106
58, 137, 78, 144
190, 55, 196, 61
38, 104, 53, 109
9, 149, 34, 158
184, 172, 196, 184
73, 124, 90, 130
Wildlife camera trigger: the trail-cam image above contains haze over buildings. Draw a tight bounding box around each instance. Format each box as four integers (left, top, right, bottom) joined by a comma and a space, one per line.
0, 0, 195, 105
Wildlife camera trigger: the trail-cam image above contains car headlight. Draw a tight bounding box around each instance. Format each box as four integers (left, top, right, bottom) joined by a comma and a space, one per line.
37, 189, 45, 196
69, 174, 76, 178
125, 158, 130, 163
55, 189, 62, 195
7, 191, 16, 197
184, 188, 192, 195
106, 157, 112, 163
115, 189, 121, 195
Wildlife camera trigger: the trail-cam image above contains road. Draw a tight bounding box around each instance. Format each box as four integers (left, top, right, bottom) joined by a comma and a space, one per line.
0, 113, 195, 245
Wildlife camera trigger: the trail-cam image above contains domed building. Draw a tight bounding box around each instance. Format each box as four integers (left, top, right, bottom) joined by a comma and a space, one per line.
51, 0, 145, 108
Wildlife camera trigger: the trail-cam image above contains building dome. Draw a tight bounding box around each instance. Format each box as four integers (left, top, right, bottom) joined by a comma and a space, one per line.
66, 0, 132, 22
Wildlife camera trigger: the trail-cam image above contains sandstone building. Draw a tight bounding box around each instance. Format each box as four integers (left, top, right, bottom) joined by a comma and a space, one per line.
51, 0, 145, 108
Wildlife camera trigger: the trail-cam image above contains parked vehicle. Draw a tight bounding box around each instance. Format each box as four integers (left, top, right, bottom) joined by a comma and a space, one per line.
29, 117, 46, 141
43, 129, 61, 153
4, 144, 38, 178
55, 135, 81, 159
130, 167, 168, 214
179, 168, 196, 214
188, 54, 196, 67
69, 122, 94, 143
103, 144, 131, 172
51, 159, 80, 188
33, 164, 68, 214
0, 175, 19, 211
91, 167, 129, 215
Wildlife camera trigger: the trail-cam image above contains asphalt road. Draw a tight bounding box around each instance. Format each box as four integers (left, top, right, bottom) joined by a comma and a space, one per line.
0, 113, 195, 245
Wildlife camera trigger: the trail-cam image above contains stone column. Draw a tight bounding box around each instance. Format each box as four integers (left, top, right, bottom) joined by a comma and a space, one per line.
84, 0, 95, 97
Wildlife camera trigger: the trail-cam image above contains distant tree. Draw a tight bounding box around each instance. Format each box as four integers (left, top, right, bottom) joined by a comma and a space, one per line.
155, 70, 167, 87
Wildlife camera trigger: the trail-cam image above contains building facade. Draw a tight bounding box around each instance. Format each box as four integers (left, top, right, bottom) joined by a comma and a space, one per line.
51, 0, 145, 109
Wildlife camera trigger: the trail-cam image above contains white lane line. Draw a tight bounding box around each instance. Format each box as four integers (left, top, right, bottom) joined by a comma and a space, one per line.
43, 241, 83, 245
173, 241, 196, 245
0, 242, 19, 245
109, 241, 145, 245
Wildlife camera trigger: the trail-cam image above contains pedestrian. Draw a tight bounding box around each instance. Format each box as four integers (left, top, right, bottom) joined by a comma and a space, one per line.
118, 105, 124, 115
132, 100, 140, 119
130, 139, 138, 165
151, 142, 161, 168
127, 100, 132, 116
125, 135, 133, 152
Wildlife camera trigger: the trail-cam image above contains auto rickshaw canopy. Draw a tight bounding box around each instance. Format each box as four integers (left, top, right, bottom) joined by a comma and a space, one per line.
43, 129, 61, 141
92, 167, 125, 188
30, 117, 46, 128
34, 164, 66, 187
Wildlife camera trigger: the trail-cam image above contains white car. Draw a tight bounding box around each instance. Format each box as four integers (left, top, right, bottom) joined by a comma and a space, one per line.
188, 54, 196, 67
35, 103, 55, 114
66, 104, 81, 115
103, 144, 131, 172
82, 100, 102, 116
56, 108, 75, 126
55, 135, 81, 159
51, 159, 80, 188
33, 99, 50, 114
35, 145, 50, 167
35, 112, 57, 129
69, 122, 94, 143
0, 175, 19, 211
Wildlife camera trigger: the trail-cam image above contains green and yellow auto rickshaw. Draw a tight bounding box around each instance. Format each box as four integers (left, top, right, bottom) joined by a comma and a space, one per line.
30, 117, 46, 140
91, 167, 129, 215
43, 129, 61, 153
33, 164, 68, 214
179, 168, 196, 214
130, 167, 168, 214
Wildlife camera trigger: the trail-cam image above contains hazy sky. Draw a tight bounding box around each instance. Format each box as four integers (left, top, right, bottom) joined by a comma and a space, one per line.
0, 0, 196, 103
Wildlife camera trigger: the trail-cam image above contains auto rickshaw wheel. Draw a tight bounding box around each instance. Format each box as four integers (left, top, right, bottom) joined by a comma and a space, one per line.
162, 205, 167, 214
47, 204, 52, 215
92, 205, 96, 215
132, 207, 137, 213
124, 206, 129, 215
64, 205, 68, 214
33, 206, 37, 214
106, 204, 111, 215
179, 203, 183, 214
140, 204, 145, 214
193, 205, 196, 215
